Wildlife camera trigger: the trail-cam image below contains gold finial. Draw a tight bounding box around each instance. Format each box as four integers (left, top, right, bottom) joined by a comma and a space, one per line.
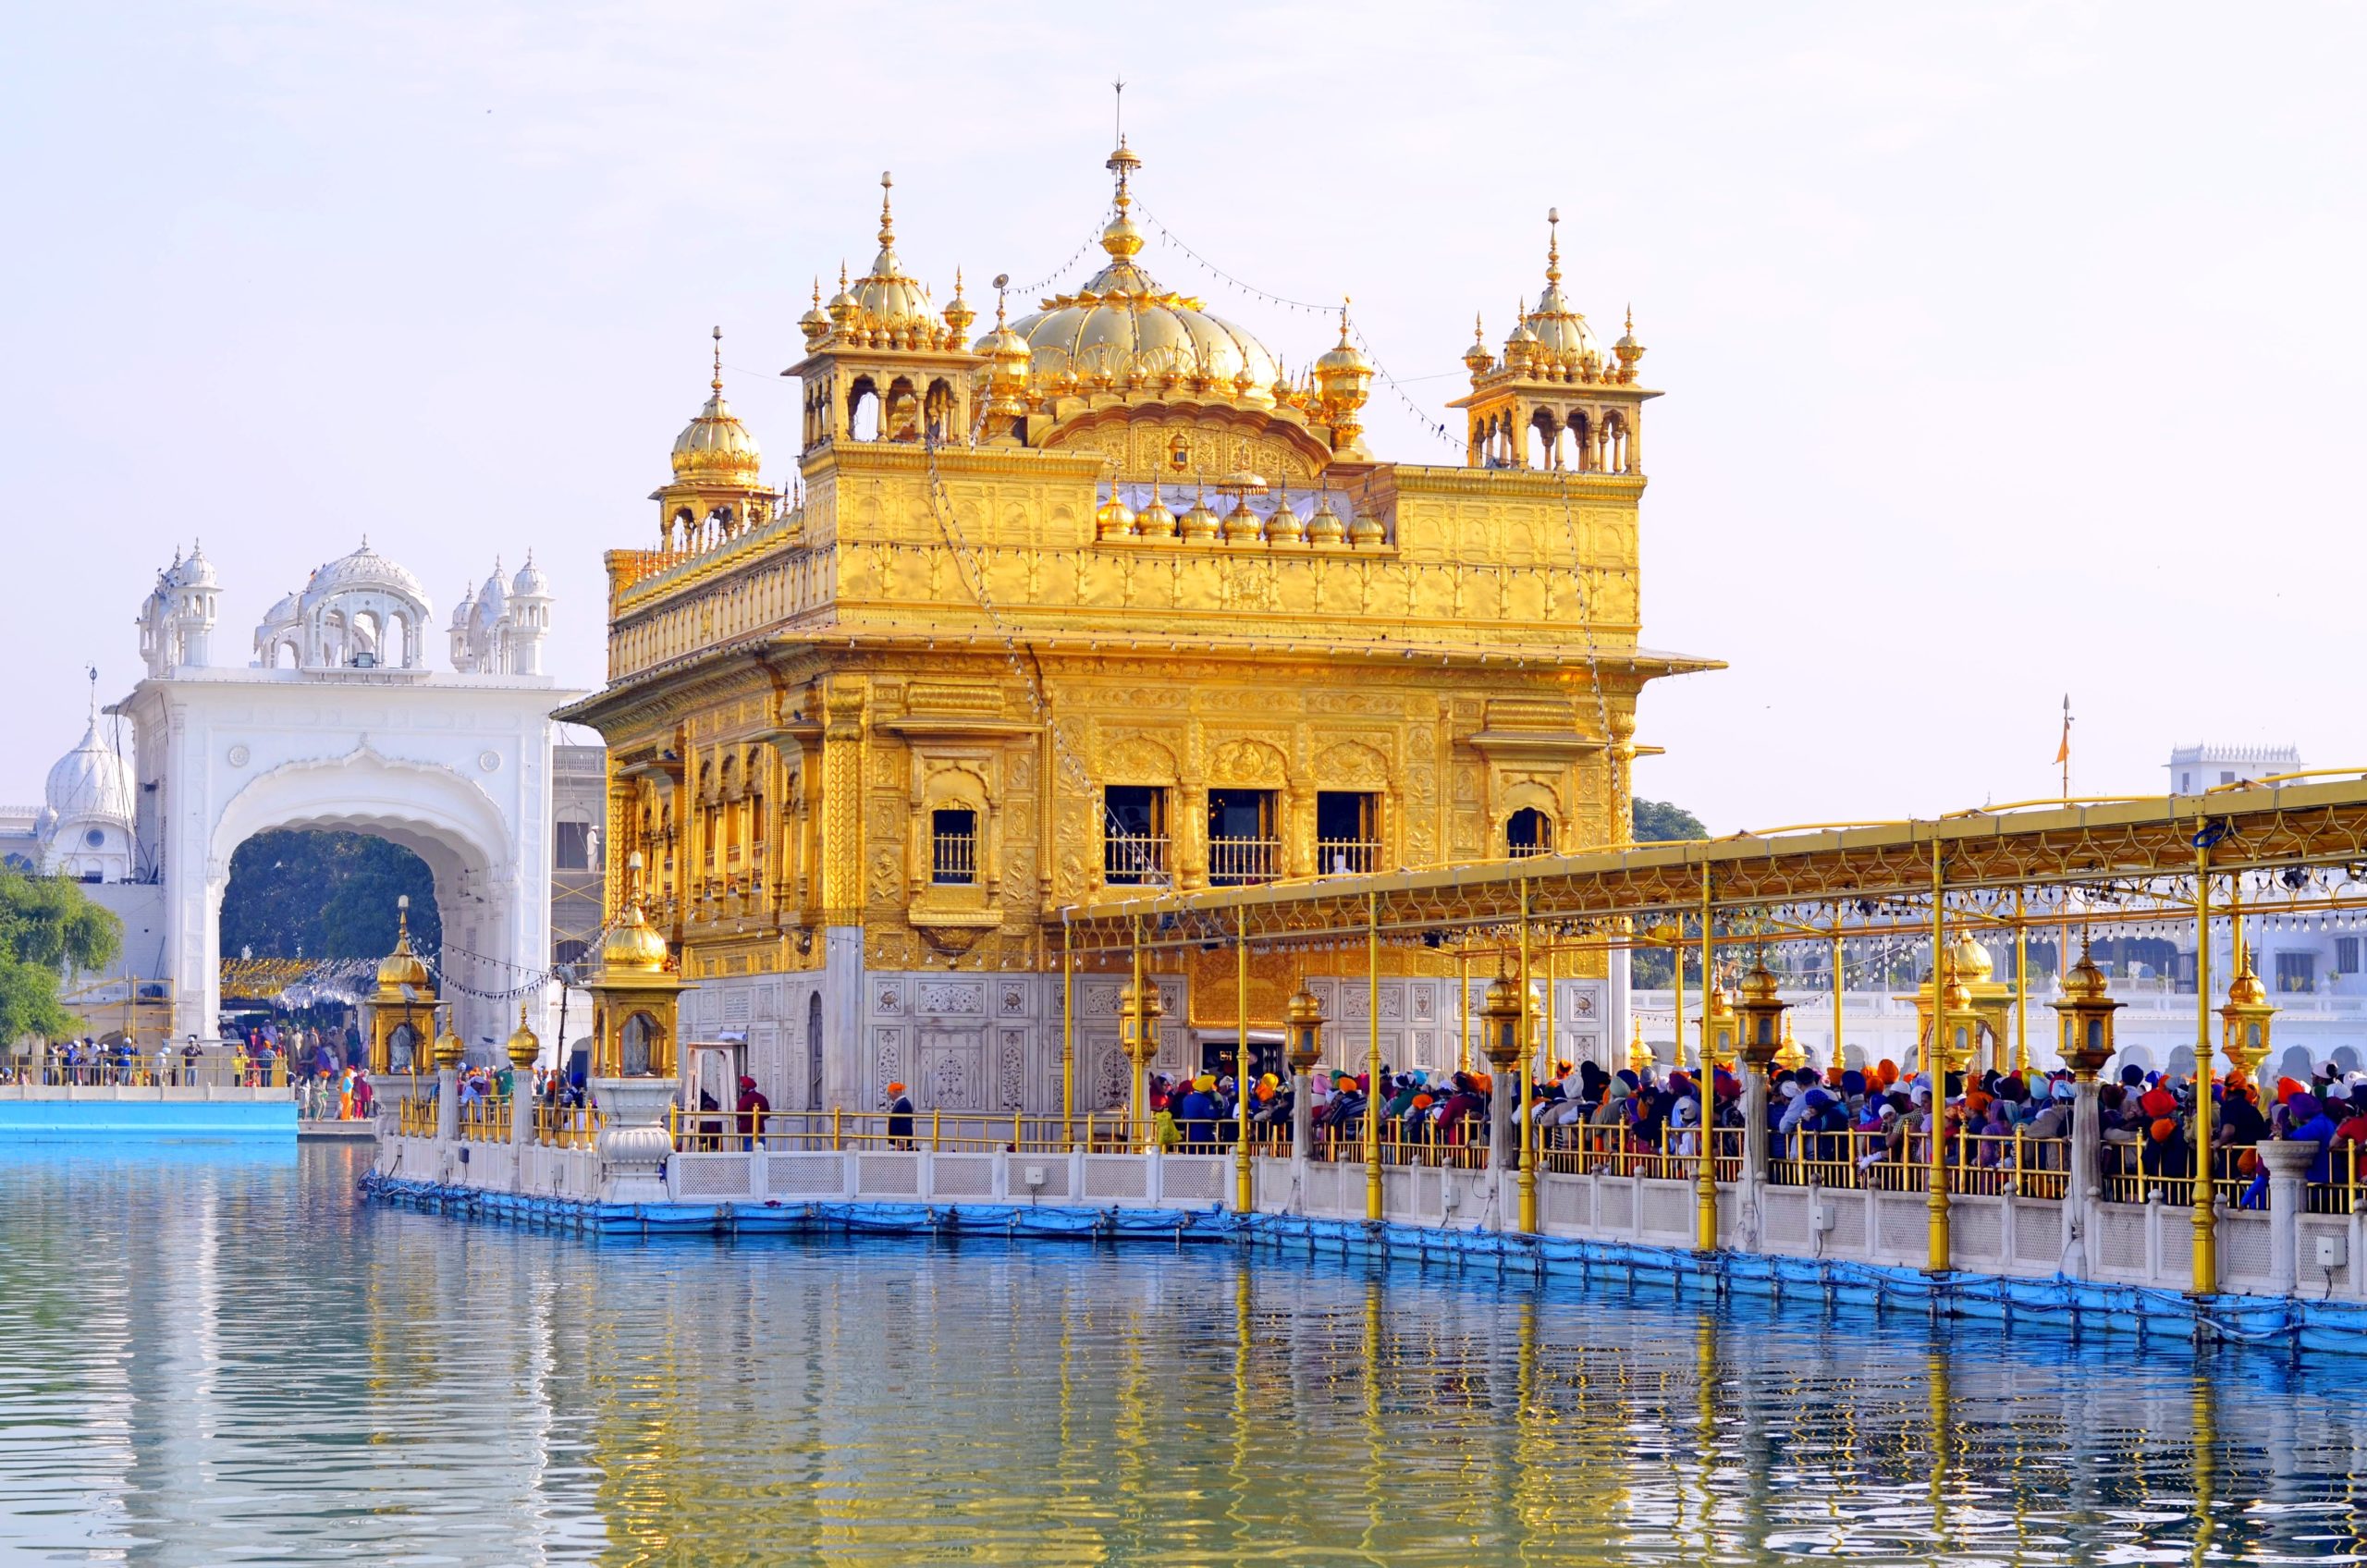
1337, 297, 1353, 347
710, 325, 723, 394
877, 171, 895, 247
1546, 206, 1562, 285
1625, 302, 1634, 335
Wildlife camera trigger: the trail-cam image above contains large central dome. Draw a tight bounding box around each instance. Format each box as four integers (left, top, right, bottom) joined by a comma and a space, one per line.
1003, 145, 1283, 410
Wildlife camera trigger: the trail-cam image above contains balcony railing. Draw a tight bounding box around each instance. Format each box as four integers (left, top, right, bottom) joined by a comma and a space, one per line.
1507, 839, 1551, 860
1103, 833, 1171, 887
1208, 836, 1282, 887
931, 831, 977, 886
1316, 838, 1380, 876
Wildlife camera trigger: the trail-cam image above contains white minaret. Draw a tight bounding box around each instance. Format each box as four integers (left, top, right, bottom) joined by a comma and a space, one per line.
174, 541, 218, 668
507, 554, 553, 676
448, 582, 478, 673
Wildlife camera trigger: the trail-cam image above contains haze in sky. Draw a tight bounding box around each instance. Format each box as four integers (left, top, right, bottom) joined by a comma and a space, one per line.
3, 2, 2361, 832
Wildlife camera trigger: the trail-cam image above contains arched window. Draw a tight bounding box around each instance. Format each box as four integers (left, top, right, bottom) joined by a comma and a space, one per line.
847, 377, 880, 441
1506, 808, 1551, 858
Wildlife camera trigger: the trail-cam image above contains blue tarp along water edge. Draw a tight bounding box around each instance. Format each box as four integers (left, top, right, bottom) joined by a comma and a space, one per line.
355, 1173, 2367, 1354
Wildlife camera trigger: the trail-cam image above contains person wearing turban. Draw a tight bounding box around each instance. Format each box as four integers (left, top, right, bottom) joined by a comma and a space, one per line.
885, 1081, 914, 1148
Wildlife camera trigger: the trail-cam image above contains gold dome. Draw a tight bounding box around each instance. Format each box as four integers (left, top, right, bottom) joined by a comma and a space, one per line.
1178, 494, 1221, 543
1947, 933, 1994, 985
2226, 959, 2268, 1009
375, 900, 431, 991
1008, 144, 1285, 410
847, 173, 937, 334
505, 1003, 541, 1070
2060, 945, 2111, 1001
1521, 214, 1600, 369
670, 329, 761, 487
798, 279, 830, 346
1095, 492, 1136, 540
600, 887, 670, 974
1285, 983, 1325, 1029
1134, 481, 1177, 540
1306, 496, 1346, 545
1738, 957, 1781, 1004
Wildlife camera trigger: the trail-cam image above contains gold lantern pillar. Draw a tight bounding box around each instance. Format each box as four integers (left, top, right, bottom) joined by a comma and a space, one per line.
1693, 864, 1729, 1254
1924, 959, 1981, 1275
1735, 955, 1787, 1194
506, 1002, 541, 1145
2049, 941, 2122, 1280
586, 854, 684, 1081
1119, 916, 1165, 1153
366, 895, 436, 1078
1285, 982, 1325, 1156
1478, 960, 1528, 1227
2218, 950, 2275, 1093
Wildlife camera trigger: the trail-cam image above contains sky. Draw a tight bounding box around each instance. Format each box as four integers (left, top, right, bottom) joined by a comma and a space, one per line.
3, 1, 2361, 833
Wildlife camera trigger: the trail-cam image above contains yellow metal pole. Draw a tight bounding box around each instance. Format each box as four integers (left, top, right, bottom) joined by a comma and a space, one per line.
1694, 861, 1719, 1252
1235, 918, 1253, 1213
1543, 942, 1557, 1086
1672, 925, 1685, 1092
1458, 948, 1470, 1073
1926, 840, 1951, 1273
1365, 890, 1382, 1222
1516, 878, 1537, 1233
2013, 888, 2030, 1078
1061, 920, 1076, 1149
2191, 827, 2217, 1295
1130, 914, 1147, 1154
1831, 927, 1845, 1075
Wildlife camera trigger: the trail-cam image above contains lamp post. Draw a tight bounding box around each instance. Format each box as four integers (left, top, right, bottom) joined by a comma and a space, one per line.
2190, 829, 2216, 1296
2218, 949, 2276, 1094
1285, 982, 1324, 1166
1121, 917, 1164, 1153
1693, 974, 1738, 1254
1479, 961, 1528, 1231
2049, 941, 2122, 1278
1734, 953, 1788, 1233
1925, 956, 1981, 1274
1516, 879, 1538, 1234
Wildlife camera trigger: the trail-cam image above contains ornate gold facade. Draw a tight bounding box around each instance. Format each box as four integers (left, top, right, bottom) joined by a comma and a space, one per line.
562, 141, 1714, 1102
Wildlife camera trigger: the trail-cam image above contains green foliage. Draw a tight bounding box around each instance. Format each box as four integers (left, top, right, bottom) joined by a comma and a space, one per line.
1626, 799, 1707, 988
219, 831, 441, 961
0, 867, 123, 1043
1631, 798, 1709, 843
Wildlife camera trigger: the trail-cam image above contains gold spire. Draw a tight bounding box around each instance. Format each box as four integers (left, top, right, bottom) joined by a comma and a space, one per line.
710, 324, 724, 394
877, 169, 895, 249
1546, 205, 1562, 286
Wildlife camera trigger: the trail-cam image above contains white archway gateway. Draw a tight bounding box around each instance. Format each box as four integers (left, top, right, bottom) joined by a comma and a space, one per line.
115, 541, 574, 1059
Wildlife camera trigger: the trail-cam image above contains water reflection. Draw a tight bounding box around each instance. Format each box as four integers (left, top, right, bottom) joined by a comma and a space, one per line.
0, 1145, 2364, 1563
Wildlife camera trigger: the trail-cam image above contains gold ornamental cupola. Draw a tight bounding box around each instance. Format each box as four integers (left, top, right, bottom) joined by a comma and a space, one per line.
784, 172, 981, 451
653, 327, 776, 552
1448, 209, 1655, 474
991, 141, 1362, 485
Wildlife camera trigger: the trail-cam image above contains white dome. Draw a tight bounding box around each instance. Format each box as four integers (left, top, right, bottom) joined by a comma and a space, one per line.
449, 585, 476, 630
511, 554, 549, 598
258, 589, 300, 628
473, 566, 508, 630
45, 709, 133, 828
178, 542, 218, 588
301, 540, 430, 611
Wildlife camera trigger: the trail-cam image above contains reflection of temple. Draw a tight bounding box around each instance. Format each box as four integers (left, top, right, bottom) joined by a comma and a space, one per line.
565, 141, 1715, 1115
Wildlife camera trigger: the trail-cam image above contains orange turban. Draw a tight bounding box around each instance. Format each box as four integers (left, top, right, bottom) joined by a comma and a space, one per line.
2149, 1117, 2177, 1143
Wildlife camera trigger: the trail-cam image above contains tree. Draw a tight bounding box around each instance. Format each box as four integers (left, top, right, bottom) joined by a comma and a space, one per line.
1627, 800, 1708, 988
219, 830, 441, 962
0, 867, 123, 1044
1632, 797, 1709, 843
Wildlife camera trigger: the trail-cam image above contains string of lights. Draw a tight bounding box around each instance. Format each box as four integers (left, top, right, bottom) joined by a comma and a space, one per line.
1131, 202, 1463, 453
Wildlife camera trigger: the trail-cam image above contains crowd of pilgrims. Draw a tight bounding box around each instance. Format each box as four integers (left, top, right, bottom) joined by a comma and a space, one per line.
1138, 1055, 2367, 1191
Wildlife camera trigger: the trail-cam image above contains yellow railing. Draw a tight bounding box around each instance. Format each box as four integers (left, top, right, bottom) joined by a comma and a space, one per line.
455, 1096, 512, 1144
396, 1096, 437, 1137
1536, 1122, 1742, 1182
707, 1109, 1086, 1154
2306, 1143, 2362, 1215
534, 1102, 602, 1149
2098, 1143, 2251, 1208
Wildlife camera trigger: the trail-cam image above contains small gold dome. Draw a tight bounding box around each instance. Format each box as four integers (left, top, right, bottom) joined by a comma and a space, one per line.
1135, 483, 1177, 541
1221, 494, 1263, 543
505, 1003, 541, 1070
2060, 946, 2111, 1001
799, 279, 829, 344
1178, 496, 1221, 543
671, 331, 761, 487
1285, 984, 1325, 1028
1481, 968, 1526, 1021
1306, 496, 1346, 545
601, 900, 670, 974
1939, 975, 1975, 1015
2226, 960, 2268, 1009
1095, 492, 1136, 540
1738, 958, 1781, 1004
1948, 933, 1995, 985
1266, 492, 1305, 545
375, 901, 430, 991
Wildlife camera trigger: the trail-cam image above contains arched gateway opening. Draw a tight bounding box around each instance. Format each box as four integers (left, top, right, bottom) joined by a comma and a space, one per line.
196, 747, 529, 1065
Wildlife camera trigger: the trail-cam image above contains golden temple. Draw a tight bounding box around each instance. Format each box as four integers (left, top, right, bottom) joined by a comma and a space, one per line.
561, 141, 1716, 1115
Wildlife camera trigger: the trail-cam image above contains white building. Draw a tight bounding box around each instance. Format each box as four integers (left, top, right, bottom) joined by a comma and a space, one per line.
91, 540, 578, 1056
